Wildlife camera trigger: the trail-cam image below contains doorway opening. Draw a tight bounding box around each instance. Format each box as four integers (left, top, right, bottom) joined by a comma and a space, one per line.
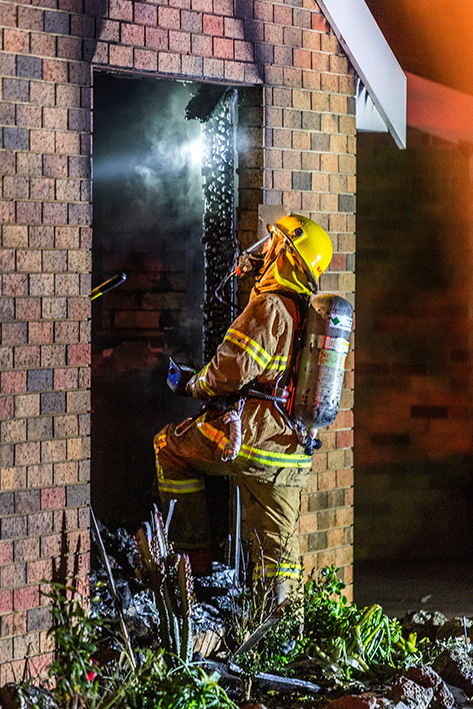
92, 73, 239, 560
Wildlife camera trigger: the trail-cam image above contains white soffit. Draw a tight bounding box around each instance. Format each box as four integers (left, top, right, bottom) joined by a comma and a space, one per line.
356, 79, 388, 134
318, 0, 407, 149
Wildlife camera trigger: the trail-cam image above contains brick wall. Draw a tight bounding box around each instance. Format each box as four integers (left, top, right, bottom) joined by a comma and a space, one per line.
355, 128, 473, 561
0, 0, 356, 677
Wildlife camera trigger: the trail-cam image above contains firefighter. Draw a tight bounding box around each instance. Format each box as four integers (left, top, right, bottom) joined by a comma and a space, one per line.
154, 214, 333, 595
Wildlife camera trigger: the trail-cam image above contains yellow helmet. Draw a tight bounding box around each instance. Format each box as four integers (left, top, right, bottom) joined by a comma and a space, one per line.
271, 214, 333, 289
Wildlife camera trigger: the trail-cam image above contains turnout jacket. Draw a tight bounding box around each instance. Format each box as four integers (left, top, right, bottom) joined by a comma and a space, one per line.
185, 286, 312, 487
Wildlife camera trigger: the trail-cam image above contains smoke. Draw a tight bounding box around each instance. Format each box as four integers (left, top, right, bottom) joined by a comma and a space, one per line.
93, 76, 204, 242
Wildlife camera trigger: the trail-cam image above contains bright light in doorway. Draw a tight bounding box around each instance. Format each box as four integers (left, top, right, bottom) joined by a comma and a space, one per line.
185, 135, 203, 169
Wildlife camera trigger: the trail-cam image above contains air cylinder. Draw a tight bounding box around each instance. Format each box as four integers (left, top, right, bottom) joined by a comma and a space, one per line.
291, 294, 353, 437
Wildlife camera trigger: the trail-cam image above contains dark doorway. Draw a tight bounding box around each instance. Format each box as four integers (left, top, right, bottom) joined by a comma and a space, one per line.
92, 73, 238, 556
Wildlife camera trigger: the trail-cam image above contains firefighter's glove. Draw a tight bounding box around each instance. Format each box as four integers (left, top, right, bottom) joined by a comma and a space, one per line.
221, 399, 244, 461
185, 375, 207, 399
184, 377, 195, 396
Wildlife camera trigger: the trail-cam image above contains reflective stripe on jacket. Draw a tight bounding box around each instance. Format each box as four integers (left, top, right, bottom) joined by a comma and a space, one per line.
187, 292, 298, 400
184, 290, 312, 486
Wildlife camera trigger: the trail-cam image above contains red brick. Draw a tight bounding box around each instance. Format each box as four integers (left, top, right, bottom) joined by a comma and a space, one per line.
29, 178, 54, 202
40, 533, 62, 557
78, 368, 90, 389
0, 3, 17, 26
53, 461, 78, 484
67, 250, 90, 273
40, 487, 66, 510
27, 464, 53, 489
43, 58, 68, 82
0, 397, 14, 420
0, 542, 14, 566
3, 177, 29, 200
30, 32, 56, 57
16, 249, 42, 273
1, 372, 27, 395
55, 226, 80, 248
14, 395, 39, 420
274, 4, 292, 25
52, 368, 78, 390
203, 13, 223, 35
95, 18, 119, 41
28, 653, 53, 678
13, 586, 40, 611
181, 54, 203, 77
224, 16, 244, 38
53, 321, 78, 345
52, 507, 77, 532
3, 29, 30, 53
214, 0, 232, 14
28, 322, 54, 345
294, 48, 311, 69
2, 323, 27, 347
0, 591, 13, 614
41, 345, 66, 367
67, 344, 90, 366
109, 0, 133, 21
42, 297, 67, 319
29, 81, 55, 108
1, 611, 27, 637
312, 12, 329, 32
66, 390, 90, 414
213, 36, 233, 59
224, 60, 245, 82
16, 297, 42, 320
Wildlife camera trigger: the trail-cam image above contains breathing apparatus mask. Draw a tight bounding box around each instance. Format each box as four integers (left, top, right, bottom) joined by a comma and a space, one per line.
216, 214, 333, 305
233, 232, 273, 277
215, 230, 275, 305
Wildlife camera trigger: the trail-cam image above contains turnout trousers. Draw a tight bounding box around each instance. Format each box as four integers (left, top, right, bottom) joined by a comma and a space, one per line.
154, 408, 308, 582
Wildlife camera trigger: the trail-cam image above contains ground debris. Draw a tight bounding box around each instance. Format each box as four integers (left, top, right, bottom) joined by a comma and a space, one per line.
91, 520, 230, 653
403, 664, 455, 708
388, 676, 435, 708
399, 610, 449, 641
433, 646, 473, 699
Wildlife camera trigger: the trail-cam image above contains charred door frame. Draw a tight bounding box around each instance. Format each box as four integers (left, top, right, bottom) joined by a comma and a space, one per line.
190, 86, 239, 360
